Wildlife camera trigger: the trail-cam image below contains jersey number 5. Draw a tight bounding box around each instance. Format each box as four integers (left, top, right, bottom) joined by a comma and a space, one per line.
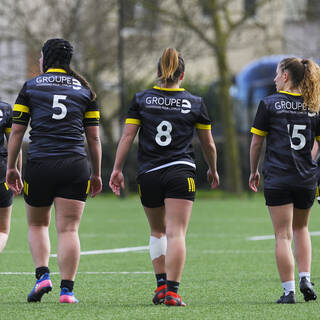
287, 124, 306, 150
52, 95, 67, 120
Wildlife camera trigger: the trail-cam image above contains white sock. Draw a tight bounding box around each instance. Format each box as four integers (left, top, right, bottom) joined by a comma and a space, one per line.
299, 272, 310, 282
282, 280, 295, 295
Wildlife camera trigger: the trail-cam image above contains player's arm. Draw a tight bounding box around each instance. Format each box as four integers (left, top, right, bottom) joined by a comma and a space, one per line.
5, 130, 22, 174
6, 124, 27, 194
196, 128, 219, 189
109, 123, 139, 196
249, 134, 265, 192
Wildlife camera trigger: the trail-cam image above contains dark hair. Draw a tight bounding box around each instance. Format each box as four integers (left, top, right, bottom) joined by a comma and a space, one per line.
42, 38, 96, 100
157, 48, 185, 84
279, 57, 320, 112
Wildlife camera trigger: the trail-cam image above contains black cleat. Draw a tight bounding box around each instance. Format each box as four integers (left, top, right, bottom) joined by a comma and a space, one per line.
276, 291, 296, 304
300, 277, 317, 302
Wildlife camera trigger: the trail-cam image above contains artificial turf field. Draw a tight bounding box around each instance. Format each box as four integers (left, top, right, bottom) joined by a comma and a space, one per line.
1, 193, 320, 319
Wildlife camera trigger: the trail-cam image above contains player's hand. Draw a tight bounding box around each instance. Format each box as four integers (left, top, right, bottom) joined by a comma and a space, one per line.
90, 175, 102, 198
6, 168, 23, 195
207, 169, 219, 189
249, 171, 260, 192
109, 170, 125, 196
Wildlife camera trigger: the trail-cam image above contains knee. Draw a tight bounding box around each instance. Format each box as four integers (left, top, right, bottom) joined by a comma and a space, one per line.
275, 230, 293, 241
149, 235, 167, 260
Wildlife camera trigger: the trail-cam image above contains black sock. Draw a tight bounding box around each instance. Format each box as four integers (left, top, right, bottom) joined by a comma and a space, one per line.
35, 266, 50, 280
60, 280, 74, 292
167, 280, 179, 294
156, 273, 167, 287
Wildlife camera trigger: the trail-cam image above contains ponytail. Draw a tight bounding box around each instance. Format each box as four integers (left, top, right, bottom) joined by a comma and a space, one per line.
158, 48, 185, 84
300, 59, 320, 113
67, 66, 97, 101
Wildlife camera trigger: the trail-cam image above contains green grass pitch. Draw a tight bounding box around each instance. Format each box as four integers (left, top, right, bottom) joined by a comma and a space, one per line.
1, 193, 320, 319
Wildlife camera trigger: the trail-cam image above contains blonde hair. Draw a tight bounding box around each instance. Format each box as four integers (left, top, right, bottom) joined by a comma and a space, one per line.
279, 57, 320, 112
158, 48, 185, 84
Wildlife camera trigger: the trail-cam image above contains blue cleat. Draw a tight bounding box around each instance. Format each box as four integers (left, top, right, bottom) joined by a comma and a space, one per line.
27, 273, 52, 302
60, 287, 79, 304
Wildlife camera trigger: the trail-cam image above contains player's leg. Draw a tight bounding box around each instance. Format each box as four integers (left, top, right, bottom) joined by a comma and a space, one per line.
26, 203, 53, 302
292, 189, 317, 301
268, 203, 296, 303
0, 206, 12, 252
54, 197, 84, 304
0, 182, 13, 252
143, 205, 167, 304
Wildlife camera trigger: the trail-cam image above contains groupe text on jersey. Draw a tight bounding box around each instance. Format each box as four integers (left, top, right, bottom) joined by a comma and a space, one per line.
251, 90, 320, 190
126, 86, 212, 175
13, 68, 99, 159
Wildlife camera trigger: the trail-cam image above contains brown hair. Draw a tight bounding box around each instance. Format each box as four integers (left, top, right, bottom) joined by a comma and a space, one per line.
157, 48, 185, 84
279, 57, 320, 112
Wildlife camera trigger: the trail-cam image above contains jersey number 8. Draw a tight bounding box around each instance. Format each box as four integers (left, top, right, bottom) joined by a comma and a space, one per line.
155, 120, 172, 146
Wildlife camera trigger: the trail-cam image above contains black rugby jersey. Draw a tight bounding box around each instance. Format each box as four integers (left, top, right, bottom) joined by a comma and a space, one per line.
13, 68, 99, 159
0, 101, 12, 158
126, 86, 212, 175
251, 91, 320, 190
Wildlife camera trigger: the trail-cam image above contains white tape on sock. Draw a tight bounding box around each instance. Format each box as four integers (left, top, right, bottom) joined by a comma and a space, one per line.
149, 235, 167, 260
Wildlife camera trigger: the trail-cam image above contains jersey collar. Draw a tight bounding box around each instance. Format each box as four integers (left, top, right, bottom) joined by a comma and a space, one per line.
45, 68, 67, 74
153, 86, 185, 91
279, 90, 302, 96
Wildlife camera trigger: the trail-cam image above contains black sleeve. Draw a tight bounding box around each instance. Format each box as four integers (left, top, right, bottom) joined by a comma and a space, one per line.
251, 100, 269, 136
83, 99, 100, 127
13, 82, 30, 126
125, 94, 141, 125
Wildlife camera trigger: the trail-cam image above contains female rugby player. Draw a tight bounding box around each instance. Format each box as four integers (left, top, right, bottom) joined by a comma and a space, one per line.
6, 38, 102, 303
249, 57, 320, 303
0, 101, 21, 252
109, 48, 219, 306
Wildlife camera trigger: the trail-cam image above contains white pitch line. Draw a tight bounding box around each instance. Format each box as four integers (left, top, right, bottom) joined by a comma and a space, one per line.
247, 231, 320, 241
0, 271, 152, 275
50, 246, 149, 258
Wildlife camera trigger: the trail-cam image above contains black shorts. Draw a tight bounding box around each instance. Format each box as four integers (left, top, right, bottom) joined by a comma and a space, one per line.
137, 165, 196, 208
264, 188, 316, 209
24, 156, 91, 207
0, 182, 13, 208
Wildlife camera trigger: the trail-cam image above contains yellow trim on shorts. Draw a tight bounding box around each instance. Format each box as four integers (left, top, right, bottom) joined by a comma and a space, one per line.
24, 181, 29, 196
5, 127, 11, 134
195, 123, 211, 130
188, 177, 195, 192
125, 118, 141, 125
251, 127, 268, 136
14, 104, 30, 113
86, 180, 91, 194
316, 136, 320, 142
4, 182, 8, 190
138, 184, 141, 197
85, 111, 100, 119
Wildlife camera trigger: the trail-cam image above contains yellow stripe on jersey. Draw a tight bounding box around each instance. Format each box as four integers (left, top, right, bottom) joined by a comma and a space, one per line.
279, 90, 302, 96
126, 118, 141, 125
251, 127, 268, 136
86, 180, 91, 194
84, 111, 100, 119
46, 68, 67, 74
195, 123, 211, 130
24, 181, 29, 196
13, 104, 30, 113
153, 86, 185, 92
5, 128, 11, 134
316, 136, 320, 142
4, 182, 8, 191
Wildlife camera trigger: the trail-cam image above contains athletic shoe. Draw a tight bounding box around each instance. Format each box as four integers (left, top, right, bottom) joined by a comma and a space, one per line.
152, 284, 167, 304
27, 273, 52, 302
300, 277, 317, 302
59, 287, 79, 304
164, 291, 186, 306
276, 291, 296, 304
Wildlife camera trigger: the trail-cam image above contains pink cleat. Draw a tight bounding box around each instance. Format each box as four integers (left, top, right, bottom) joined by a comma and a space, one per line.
59, 287, 79, 304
